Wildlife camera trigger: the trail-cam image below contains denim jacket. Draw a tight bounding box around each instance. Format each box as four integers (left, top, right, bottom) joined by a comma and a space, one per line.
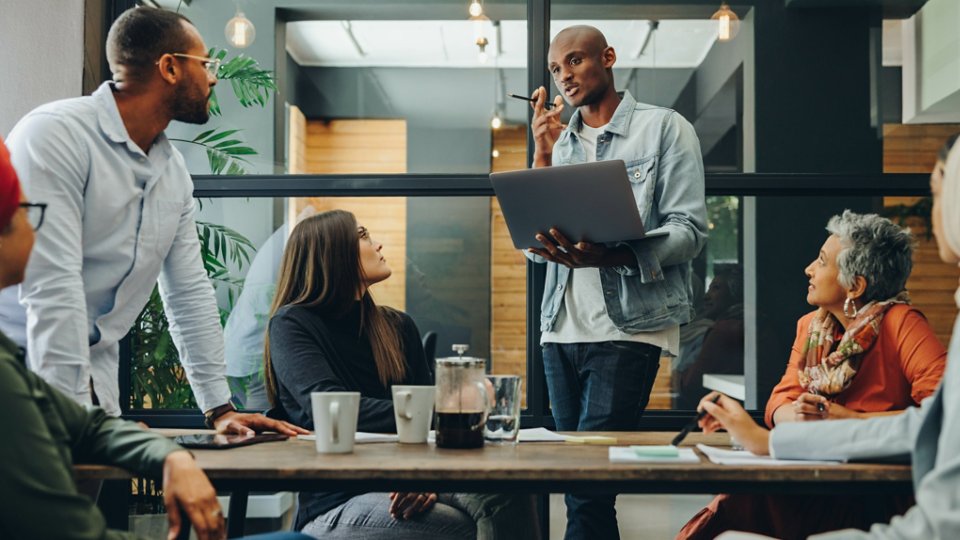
529, 91, 707, 334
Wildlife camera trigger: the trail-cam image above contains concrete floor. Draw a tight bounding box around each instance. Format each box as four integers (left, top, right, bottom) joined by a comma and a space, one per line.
548, 494, 714, 540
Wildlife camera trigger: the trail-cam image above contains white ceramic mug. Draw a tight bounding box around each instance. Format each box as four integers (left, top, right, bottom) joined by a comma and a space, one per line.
392, 385, 435, 443
310, 391, 360, 453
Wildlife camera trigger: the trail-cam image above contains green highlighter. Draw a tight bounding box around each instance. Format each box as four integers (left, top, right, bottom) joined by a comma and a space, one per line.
631, 445, 680, 458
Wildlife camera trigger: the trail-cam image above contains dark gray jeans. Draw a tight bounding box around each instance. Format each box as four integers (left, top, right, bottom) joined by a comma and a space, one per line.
543, 341, 662, 540
302, 493, 540, 540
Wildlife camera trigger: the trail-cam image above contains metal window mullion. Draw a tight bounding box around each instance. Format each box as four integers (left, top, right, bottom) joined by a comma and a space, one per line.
525, 0, 551, 426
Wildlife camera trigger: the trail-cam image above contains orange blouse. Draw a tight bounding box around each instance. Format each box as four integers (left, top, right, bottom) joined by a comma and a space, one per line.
764, 304, 946, 428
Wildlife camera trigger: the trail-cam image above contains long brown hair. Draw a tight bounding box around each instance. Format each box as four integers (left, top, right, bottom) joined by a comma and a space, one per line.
264, 210, 406, 406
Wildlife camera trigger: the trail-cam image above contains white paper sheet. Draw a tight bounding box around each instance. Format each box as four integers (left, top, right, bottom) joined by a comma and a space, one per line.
696, 444, 842, 466
609, 447, 700, 463
297, 428, 583, 444
517, 427, 570, 442
297, 432, 399, 443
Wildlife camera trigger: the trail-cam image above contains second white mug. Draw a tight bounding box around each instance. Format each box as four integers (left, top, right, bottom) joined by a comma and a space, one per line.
391, 385, 435, 444
311, 391, 360, 454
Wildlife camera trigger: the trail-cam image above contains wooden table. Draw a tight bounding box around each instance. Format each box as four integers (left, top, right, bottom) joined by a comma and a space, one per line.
78, 430, 912, 537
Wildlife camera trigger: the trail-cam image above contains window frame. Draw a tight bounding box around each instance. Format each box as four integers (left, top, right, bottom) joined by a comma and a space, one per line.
118, 172, 931, 428
104, 0, 932, 429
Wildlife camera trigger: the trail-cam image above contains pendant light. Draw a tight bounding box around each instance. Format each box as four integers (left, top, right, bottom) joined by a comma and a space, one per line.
711, 3, 739, 42
225, 7, 256, 49
470, 14, 491, 64
468, 0, 483, 17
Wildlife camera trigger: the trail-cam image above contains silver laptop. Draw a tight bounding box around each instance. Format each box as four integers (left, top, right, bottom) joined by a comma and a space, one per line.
490, 160, 667, 250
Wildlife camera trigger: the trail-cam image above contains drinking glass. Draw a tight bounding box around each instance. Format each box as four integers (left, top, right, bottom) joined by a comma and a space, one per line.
484, 375, 522, 444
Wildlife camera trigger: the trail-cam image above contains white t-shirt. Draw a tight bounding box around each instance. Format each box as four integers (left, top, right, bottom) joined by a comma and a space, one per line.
540, 121, 679, 355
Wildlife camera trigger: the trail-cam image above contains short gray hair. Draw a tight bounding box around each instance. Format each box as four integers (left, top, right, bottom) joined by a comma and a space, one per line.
826, 210, 914, 303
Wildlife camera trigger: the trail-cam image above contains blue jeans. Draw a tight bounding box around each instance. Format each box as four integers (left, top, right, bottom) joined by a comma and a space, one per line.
302, 492, 538, 540
302, 493, 476, 539
542, 341, 662, 540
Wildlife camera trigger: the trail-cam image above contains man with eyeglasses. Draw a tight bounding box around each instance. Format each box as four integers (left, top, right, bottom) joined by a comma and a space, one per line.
0, 6, 306, 437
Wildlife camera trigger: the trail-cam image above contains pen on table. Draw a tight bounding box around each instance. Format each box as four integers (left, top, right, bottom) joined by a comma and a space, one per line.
509, 93, 555, 110
671, 394, 723, 447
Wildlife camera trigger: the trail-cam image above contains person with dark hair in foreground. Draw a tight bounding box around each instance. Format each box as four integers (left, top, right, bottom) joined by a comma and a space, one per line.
265, 210, 539, 540
0, 6, 306, 437
0, 137, 308, 540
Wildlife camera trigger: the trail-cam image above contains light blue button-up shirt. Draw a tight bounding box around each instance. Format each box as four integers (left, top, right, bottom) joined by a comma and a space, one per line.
0, 82, 230, 416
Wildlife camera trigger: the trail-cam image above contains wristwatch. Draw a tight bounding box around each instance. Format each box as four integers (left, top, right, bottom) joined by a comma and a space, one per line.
204, 401, 238, 429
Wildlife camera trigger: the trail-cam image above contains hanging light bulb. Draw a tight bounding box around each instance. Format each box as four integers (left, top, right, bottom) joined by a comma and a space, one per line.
225, 9, 256, 48
471, 14, 490, 64
468, 0, 483, 18
490, 113, 502, 130
710, 3, 740, 42
491, 148, 500, 158
477, 38, 489, 64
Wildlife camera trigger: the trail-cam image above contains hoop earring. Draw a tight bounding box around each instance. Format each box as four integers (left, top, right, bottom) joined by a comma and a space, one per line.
843, 297, 859, 318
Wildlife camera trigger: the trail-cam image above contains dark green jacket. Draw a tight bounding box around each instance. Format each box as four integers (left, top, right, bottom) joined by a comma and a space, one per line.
0, 332, 182, 539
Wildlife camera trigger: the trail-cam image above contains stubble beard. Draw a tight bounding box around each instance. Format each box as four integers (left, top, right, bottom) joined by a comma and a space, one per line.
171, 83, 211, 125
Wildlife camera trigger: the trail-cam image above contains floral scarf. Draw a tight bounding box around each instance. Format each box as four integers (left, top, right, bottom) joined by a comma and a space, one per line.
798, 292, 911, 397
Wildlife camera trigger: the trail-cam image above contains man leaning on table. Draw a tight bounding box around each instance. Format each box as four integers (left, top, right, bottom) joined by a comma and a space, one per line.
0, 6, 305, 437
525, 25, 707, 540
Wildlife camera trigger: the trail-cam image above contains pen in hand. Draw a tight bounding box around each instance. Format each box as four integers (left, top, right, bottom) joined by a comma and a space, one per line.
671, 393, 723, 447
509, 93, 555, 110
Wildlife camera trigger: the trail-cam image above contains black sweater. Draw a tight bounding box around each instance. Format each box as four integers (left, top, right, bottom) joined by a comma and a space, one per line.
267, 301, 432, 529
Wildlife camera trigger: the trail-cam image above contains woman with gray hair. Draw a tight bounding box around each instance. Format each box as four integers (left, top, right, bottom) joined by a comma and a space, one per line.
679, 210, 947, 540
693, 135, 960, 539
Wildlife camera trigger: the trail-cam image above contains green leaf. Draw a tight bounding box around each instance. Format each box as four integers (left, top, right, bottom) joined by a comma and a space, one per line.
208, 88, 221, 117
198, 129, 239, 144
193, 128, 216, 142
209, 48, 277, 111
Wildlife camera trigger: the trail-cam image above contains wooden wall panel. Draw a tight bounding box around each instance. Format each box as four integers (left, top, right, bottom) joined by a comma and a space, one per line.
291, 119, 408, 311
490, 125, 529, 404
287, 105, 307, 174
883, 123, 960, 347
305, 120, 407, 174
882, 123, 960, 173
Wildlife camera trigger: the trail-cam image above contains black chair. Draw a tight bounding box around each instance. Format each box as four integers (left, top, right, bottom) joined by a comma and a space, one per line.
421, 331, 438, 378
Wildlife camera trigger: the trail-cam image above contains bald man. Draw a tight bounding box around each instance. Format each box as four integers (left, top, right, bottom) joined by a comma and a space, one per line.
525, 26, 707, 540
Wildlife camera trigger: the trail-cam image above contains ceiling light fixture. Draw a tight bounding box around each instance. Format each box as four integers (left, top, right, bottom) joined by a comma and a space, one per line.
490, 113, 502, 130
477, 37, 489, 64
711, 3, 740, 42
470, 14, 491, 64
225, 7, 256, 48
468, 0, 483, 18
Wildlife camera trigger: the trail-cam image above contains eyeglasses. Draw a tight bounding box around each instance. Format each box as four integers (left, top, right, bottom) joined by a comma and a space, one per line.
357, 226, 374, 244
20, 202, 46, 231
170, 53, 221, 77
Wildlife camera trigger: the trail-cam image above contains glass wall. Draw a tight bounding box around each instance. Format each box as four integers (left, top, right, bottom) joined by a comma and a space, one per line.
120, 1, 944, 427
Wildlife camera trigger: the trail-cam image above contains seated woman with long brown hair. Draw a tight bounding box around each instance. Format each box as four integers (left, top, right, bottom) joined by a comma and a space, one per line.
264, 209, 538, 540
678, 210, 947, 540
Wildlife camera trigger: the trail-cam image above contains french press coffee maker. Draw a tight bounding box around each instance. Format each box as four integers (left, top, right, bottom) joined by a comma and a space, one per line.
434, 344, 489, 449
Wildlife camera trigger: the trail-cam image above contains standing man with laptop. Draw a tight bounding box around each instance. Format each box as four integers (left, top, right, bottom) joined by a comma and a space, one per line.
0, 7, 305, 437
526, 25, 707, 539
